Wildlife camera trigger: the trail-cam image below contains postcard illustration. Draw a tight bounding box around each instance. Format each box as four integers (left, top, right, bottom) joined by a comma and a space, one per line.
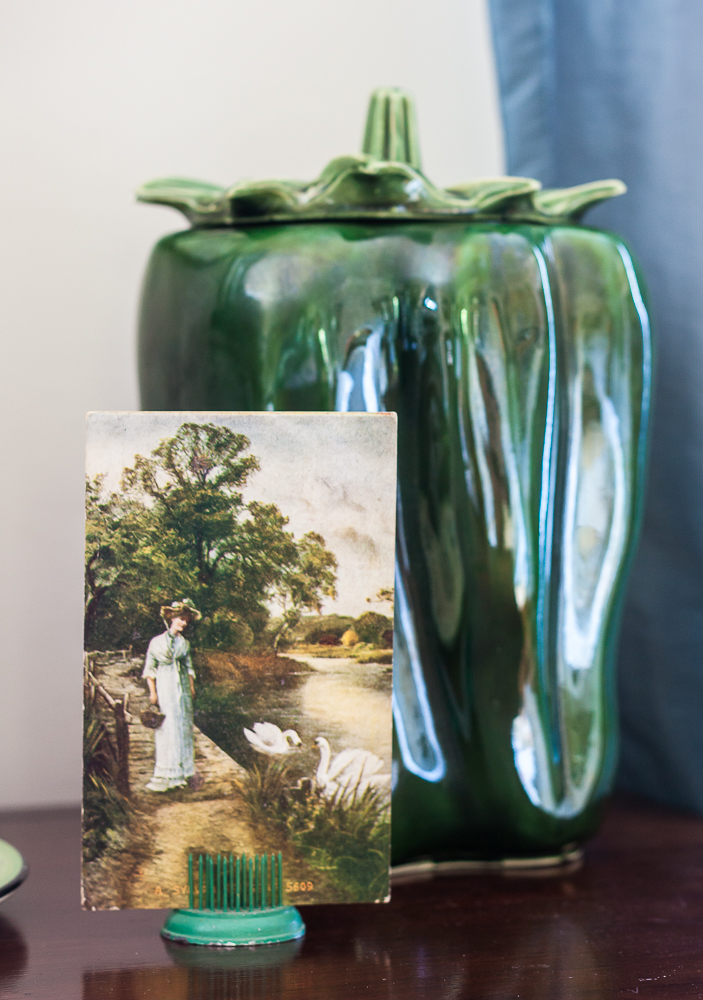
83, 411, 397, 910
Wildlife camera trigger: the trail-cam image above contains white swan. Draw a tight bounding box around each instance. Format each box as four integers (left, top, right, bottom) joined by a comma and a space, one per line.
314, 736, 390, 800
243, 722, 302, 756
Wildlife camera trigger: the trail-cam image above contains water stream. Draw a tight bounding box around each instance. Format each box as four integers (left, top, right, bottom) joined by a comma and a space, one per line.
197, 654, 393, 785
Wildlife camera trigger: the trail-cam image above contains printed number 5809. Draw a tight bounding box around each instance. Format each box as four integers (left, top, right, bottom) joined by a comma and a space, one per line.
287, 880, 313, 892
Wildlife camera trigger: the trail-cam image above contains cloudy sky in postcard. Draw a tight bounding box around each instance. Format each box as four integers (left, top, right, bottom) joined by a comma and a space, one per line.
86, 412, 397, 618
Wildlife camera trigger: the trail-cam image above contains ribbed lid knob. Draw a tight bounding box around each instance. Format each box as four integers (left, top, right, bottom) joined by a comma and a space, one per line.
362, 87, 422, 170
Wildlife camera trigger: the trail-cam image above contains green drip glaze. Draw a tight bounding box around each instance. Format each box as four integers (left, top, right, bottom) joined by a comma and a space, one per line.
139, 219, 652, 865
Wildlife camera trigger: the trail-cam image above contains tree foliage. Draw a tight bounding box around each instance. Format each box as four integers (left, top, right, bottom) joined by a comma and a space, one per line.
367, 587, 394, 610
85, 423, 337, 652
271, 531, 338, 649
353, 611, 392, 646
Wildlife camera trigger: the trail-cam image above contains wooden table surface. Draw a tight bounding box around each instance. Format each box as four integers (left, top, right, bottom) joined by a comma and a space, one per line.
1, 797, 703, 999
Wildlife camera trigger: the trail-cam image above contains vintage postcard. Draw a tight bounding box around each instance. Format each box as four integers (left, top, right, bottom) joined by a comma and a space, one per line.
83, 411, 396, 909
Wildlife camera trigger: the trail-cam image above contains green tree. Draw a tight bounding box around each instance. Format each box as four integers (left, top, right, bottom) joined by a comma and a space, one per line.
367, 587, 394, 611
121, 422, 261, 586
271, 532, 338, 649
353, 611, 392, 645
85, 422, 338, 652
84, 475, 150, 646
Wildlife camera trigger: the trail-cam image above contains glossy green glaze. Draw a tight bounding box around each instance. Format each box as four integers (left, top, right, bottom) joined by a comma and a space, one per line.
137, 90, 651, 865
139, 220, 650, 862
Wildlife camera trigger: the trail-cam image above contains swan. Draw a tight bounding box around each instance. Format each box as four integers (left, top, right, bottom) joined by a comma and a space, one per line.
243, 722, 302, 756
363, 772, 392, 793
314, 736, 390, 800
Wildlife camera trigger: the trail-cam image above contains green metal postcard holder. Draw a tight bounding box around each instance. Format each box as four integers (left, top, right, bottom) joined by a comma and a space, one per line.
161, 851, 305, 947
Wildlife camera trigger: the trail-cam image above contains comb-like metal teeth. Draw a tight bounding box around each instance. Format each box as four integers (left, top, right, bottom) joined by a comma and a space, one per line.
187, 851, 284, 911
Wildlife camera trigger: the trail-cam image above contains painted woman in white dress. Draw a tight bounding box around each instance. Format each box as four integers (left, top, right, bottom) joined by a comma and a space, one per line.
142, 599, 202, 792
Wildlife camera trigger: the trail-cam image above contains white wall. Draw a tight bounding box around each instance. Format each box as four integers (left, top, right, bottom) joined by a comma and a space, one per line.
0, 0, 504, 808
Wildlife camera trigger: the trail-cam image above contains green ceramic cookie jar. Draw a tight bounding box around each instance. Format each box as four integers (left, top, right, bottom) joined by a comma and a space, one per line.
137, 89, 652, 867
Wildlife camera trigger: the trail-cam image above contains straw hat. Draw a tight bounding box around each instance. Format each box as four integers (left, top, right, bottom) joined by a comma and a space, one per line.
160, 599, 202, 622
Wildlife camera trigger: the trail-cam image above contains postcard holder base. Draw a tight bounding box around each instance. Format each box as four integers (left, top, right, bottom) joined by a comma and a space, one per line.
160, 852, 305, 946
161, 905, 305, 947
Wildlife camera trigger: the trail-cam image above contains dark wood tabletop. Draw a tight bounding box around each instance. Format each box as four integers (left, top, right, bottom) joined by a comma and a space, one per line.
1, 796, 703, 999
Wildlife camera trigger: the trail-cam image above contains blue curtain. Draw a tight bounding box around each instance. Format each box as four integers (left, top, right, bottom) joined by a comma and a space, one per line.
487, 0, 703, 811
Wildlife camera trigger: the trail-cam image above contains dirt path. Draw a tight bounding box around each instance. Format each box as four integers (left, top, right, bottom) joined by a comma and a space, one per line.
83, 652, 260, 910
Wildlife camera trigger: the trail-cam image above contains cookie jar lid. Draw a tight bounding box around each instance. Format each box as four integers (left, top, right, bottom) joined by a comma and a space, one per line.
137, 88, 625, 227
